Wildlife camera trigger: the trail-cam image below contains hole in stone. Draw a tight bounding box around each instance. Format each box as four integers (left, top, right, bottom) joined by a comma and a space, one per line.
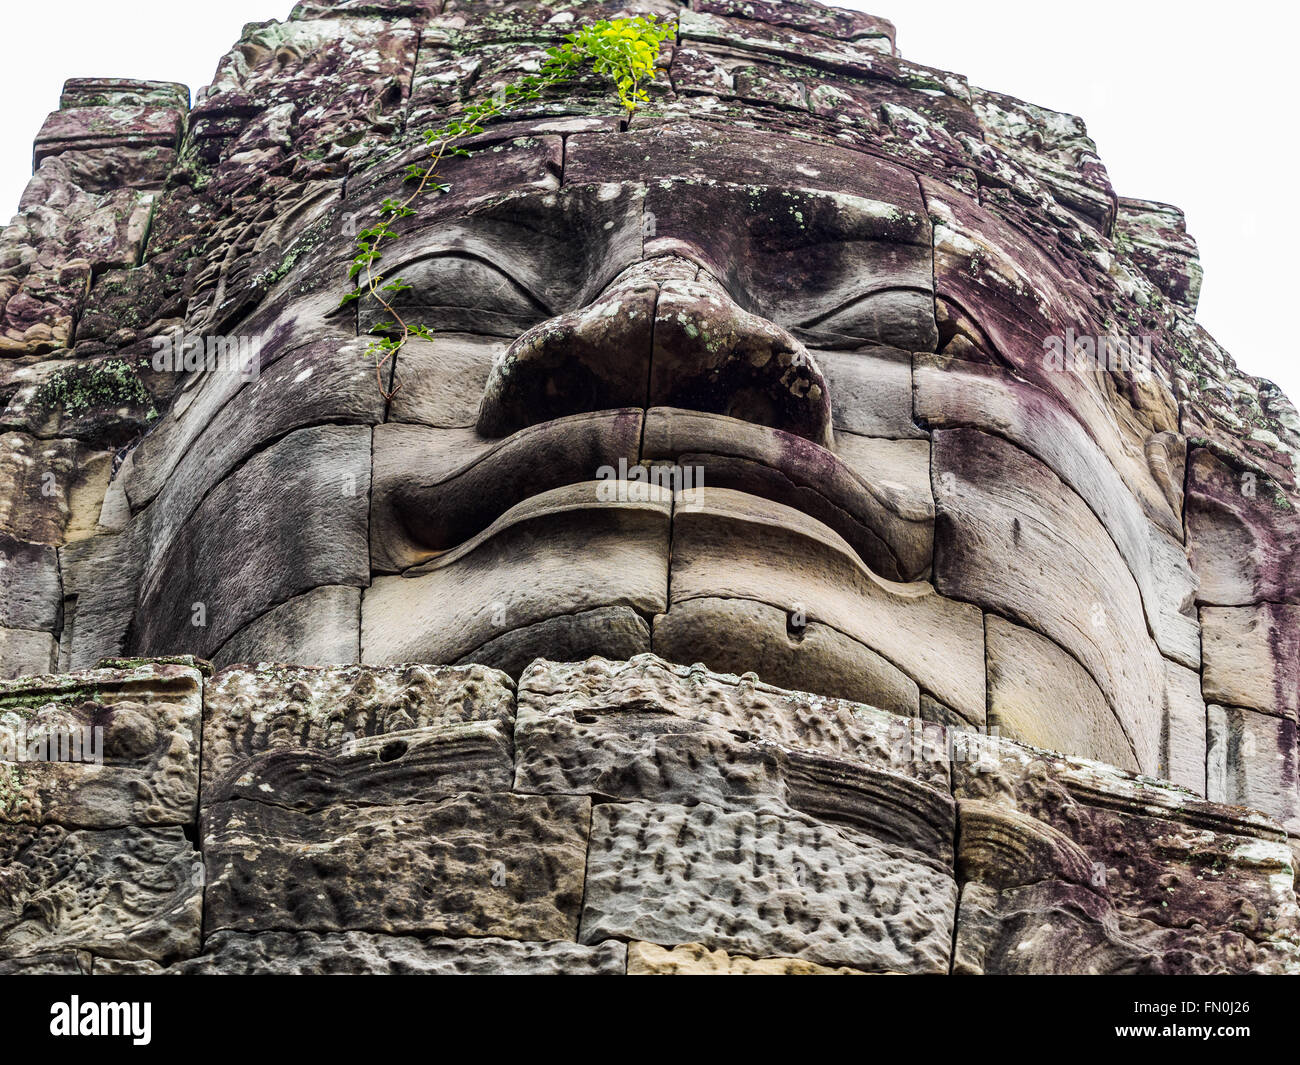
786, 611, 807, 642
378, 740, 408, 763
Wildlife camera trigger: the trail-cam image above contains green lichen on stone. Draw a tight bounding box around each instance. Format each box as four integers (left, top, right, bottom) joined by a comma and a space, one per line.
84, 273, 152, 330
32, 359, 156, 420
96, 655, 214, 677
0, 684, 102, 713
167, 149, 212, 192
260, 213, 335, 293
901, 73, 946, 94
0, 764, 28, 818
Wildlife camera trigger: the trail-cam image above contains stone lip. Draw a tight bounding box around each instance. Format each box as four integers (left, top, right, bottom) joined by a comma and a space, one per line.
381, 405, 928, 581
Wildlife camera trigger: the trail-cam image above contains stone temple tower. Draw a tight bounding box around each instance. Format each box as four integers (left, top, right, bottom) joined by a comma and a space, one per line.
0, 0, 1297, 975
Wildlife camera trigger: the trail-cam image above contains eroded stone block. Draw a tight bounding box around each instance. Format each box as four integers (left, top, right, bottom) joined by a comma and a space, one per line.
0, 662, 201, 827
145, 931, 626, 975
953, 733, 1300, 974
203, 793, 590, 940
202, 661, 515, 808
580, 799, 956, 974
517, 654, 952, 860
0, 824, 199, 962
628, 939, 865, 974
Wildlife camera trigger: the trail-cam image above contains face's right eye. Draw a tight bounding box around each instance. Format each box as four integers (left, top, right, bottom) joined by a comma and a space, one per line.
359, 251, 554, 338
350, 183, 646, 340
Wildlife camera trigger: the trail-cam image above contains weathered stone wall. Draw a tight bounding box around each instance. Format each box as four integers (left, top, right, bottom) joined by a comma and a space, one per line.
0, 0, 1298, 972
1, 654, 1295, 974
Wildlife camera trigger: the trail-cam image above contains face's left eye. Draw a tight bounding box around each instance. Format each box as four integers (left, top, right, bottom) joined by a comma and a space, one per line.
643, 183, 937, 352
795, 282, 938, 350
743, 189, 936, 350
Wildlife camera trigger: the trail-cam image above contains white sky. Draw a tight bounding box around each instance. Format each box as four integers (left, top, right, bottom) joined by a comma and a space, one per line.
1, 1, 1293, 403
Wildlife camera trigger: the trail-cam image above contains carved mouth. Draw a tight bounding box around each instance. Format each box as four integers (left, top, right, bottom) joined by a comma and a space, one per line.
362, 474, 981, 727
372, 406, 932, 583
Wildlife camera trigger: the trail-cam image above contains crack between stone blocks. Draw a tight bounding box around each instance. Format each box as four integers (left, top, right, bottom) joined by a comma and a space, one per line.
1182, 415, 1214, 801
574, 796, 596, 952
52, 544, 66, 648
981, 611, 993, 737
946, 798, 961, 976
398, 28, 425, 140
195, 673, 209, 951
664, 488, 677, 627
638, 284, 662, 457
135, 193, 160, 270
919, 176, 939, 350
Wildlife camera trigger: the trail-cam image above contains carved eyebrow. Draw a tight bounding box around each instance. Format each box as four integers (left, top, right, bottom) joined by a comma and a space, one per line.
797, 284, 934, 331
407, 250, 555, 318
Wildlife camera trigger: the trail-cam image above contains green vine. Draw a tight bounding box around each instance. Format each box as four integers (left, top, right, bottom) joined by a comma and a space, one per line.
342, 15, 673, 399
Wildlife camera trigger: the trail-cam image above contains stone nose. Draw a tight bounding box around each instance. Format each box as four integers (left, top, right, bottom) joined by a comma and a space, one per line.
475, 256, 832, 446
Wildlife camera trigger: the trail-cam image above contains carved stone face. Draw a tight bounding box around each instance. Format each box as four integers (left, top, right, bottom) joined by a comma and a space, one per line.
7, 0, 1300, 983
10, 0, 1294, 820
355, 121, 950, 707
